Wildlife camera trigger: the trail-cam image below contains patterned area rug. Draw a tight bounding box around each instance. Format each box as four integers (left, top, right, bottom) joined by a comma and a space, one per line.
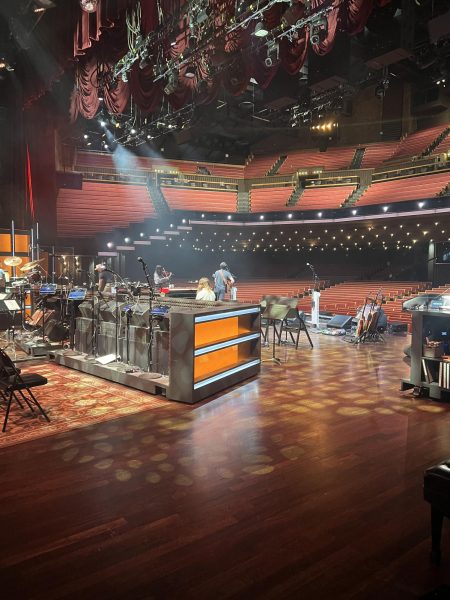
0, 361, 168, 449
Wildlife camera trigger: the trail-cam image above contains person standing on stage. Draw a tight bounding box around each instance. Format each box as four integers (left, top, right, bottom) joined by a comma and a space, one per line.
95, 263, 113, 293
213, 262, 234, 301
196, 277, 216, 301
154, 265, 172, 289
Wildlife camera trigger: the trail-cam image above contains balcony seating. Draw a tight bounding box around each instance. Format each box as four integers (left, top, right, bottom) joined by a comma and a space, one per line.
249, 186, 294, 212
356, 172, 450, 206
432, 134, 450, 156
298, 185, 356, 209
57, 182, 156, 238
388, 125, 447, 161
161, 186, 238, 212
278, 147, 356, 174
360, 141, 400, 168
244, 155, 281, 178
75, 151, 244, 178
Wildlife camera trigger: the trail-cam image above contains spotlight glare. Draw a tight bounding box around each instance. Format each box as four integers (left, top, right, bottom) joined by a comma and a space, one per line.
100, 120, 106, 127
383, 206, 389, 212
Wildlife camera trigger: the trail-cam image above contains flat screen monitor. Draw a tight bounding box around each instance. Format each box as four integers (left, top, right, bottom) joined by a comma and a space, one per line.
39, 284, 57, 295
68, 289, 87, 301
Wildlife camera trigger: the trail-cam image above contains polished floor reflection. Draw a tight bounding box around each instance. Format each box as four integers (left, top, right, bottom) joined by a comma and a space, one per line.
1, 332, 450, 599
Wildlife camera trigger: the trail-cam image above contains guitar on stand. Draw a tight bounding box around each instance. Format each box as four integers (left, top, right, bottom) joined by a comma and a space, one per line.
352, 289, 384, 344
307, 263, 321, 327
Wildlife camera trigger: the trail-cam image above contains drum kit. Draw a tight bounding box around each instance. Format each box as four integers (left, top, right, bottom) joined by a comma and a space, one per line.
4, 257, 45, 287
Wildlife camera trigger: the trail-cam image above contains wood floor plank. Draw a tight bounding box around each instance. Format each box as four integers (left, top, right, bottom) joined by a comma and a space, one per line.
1, 333, 450, 599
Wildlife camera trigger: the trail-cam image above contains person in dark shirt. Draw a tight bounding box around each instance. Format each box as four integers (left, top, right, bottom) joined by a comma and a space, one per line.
95, 264, 113, 292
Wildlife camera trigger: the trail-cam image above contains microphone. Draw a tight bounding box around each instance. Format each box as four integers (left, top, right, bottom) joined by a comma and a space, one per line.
137, 256, 147, 268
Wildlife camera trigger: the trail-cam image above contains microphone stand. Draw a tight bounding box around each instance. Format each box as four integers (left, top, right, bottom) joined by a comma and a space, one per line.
103, 268, 133, 367
139, 260, 159, 376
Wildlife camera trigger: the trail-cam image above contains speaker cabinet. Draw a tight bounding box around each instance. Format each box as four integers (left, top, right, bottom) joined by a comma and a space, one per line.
327, 315, 353, 329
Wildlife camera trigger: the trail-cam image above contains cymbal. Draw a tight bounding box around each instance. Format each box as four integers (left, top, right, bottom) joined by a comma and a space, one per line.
4, 256, 22, 267
21, 258, 45, 272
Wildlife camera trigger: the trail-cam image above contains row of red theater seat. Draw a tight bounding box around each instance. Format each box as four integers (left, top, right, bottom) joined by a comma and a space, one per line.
161, 187, 238, 212
355, 171, 450, 206
388, 125, 447, 161
298, 185, 355, 209
57, 182, 156, 238
249, 187, 294, 212
75, 151, 244, 178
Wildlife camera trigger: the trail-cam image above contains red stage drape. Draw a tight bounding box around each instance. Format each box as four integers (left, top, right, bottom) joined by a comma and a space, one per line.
69, 0, 388, 120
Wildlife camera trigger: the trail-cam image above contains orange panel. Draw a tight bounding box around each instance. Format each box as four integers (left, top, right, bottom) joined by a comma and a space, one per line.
194, 346, 239, 381
0, 234, 11, 252
15, 234, 30, 253
195, 318, 239, 348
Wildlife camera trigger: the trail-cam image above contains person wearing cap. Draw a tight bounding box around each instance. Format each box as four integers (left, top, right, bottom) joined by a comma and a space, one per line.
95, 263, 113, 292
213, 262, 234, 301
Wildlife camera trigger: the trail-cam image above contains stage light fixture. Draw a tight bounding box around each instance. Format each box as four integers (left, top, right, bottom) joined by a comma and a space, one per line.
184, 65, 196, 79
140, 232, 144, 237
80, 0, 98, 12
83, 134, 88, 139
100, 120, 106, 127
254, 22, 269, 37
418, 201, 424, 208
352, 209, 357, 215
264, 40, 280, 68
107, 242, 113, 248
383, 206, 389, 212
130, 128, 136, 134
310, 16, 328, 45
164, 71, 179, 95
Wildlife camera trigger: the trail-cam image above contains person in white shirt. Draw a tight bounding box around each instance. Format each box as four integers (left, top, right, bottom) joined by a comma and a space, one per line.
196, 277, 216, 301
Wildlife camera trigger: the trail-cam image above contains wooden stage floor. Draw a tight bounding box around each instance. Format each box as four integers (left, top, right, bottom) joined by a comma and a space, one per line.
1, 332, 450, 599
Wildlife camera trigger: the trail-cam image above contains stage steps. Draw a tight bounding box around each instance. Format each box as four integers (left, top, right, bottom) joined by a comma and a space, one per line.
237, 190, 250, 212
147, 176, 170, 216
267, 155, 287, 176
350, 147, 365, 169
287, 183, 305, 206
342, 184, 368, 207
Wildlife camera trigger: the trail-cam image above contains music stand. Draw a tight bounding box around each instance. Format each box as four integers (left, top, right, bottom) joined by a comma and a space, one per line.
261, 303, 290, 365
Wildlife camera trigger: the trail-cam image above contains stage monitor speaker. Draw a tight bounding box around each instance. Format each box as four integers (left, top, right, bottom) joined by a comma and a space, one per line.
327, 315, 353, 329
130, 303, 150, 327
389, 322, 408, 334
78, 301, 93, 319
99, 301, 123, 323
46, 320, 68, 342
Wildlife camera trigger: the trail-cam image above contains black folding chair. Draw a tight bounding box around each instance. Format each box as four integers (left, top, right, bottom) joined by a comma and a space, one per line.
0, 347, 50, 432
280, 308, 313, 349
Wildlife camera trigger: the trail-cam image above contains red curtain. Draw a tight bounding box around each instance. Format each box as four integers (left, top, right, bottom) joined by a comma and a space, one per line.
70, 0, 384, 119
345, 0, 375, 35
